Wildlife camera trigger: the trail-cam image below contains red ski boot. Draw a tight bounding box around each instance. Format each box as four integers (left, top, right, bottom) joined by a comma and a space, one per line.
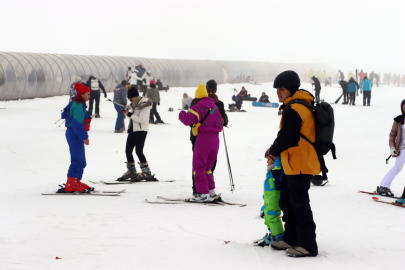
65, 177, 86, 192
77, 180, 94, 191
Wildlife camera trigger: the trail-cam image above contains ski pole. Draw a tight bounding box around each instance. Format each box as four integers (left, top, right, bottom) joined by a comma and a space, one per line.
386, 146, 405, 164
222, 128, 235, 193
107, 99, 127, 108
58, 119, 65, 127
55, 118, 62, 124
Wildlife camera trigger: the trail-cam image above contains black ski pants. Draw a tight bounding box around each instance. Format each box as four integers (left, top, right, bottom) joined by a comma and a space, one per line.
315, 89, 321, 102
89, 95, 100, 116
125, 131, 147, 164
143, 85, 148, 97
137, 80, 143, 93
280, 174, 318, 254
363, 91, 371, 106
349, 92, 356, 104
191, 137, 217, 193
343, 89, 348, 103
149, 102, 162, 123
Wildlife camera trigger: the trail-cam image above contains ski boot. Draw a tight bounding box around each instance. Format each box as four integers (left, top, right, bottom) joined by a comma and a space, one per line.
78, 179, 94, 191
189, 192, 212, 202
136, 162, 154, 181
395, 198, 405, 205
253, 231, 272, 247
270, 233, 292, 250
64, 177, 86, 192
209, 189, 222, 202
376, 186, 394, 197
117, 162, 138, 181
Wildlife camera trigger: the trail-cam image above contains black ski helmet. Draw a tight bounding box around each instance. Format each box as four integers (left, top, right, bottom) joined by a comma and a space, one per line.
311, 175, 324, 186
273, 70, 300, 95
401, 99, 405, 114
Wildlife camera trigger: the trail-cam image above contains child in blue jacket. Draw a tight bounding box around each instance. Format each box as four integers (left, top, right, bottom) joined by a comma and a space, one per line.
254, 157, 284, 246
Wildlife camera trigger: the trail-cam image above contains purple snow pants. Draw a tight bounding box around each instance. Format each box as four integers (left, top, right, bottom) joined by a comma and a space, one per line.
193, 132, 220, 194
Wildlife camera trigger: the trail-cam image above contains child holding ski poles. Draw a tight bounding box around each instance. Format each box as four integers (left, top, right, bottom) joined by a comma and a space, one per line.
254, 156, 284, 247
377, 99, 405, 204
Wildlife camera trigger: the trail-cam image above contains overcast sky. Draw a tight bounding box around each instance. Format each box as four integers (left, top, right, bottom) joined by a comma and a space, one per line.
1, 0, 404, 74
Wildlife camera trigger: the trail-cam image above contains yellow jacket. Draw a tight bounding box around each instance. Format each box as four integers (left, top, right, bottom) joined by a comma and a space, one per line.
270, 90, 321, 176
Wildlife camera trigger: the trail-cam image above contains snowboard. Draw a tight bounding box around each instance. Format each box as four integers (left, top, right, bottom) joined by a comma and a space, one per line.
241, 96, 258, 102
252, 102, 279, 108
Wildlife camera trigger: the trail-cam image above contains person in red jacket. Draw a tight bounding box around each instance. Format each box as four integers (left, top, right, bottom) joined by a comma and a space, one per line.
239, 86, 248, 97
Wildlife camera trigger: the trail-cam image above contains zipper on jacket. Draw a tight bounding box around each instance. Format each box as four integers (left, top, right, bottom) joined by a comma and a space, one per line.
139, 123, 142, 129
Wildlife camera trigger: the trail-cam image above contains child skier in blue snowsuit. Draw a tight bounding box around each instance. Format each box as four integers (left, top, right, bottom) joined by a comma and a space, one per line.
254, 156, 284, 247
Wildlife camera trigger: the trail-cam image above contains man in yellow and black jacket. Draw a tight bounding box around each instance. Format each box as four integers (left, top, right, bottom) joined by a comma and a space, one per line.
266, 70, 320, 258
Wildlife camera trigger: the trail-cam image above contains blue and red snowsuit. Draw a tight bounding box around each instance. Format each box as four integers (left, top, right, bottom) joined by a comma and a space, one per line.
63, 101, 89, 180
179, 97, 223, 194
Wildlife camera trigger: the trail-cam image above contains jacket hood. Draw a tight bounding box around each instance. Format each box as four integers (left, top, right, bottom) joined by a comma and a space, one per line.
348, 78, 355, 83
89, 76, 96, 80
283, 89, 314, 107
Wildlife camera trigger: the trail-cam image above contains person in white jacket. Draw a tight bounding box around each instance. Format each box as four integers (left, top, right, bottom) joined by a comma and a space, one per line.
128, 68, 140, 89
182, 93, 193, 110
120, 87, 153, 180
141, 70, 153, 96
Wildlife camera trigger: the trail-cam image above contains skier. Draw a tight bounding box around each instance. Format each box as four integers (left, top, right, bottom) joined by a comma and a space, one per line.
128, 67, 140, 90
141, 70, 153, 96
338, 80, 349, 104
359, 69, 365, 85
374, 73, 380, 87
64, 83, 93, 192
146, 80, 164, 124
266, 70, 320, 257
338, 70, 344, 81
85, 76, 106, 118
113, 80, 128, 133
377, 100, 405, 198
253, 157, 284, 247
259, 92, 270, 103
347, 78, 359, 105
119, 87, 153, 180
69, 76, 83, 102
311, 76, 321, 102
361, 76, 373, 106
182, 93, 193, 110
179, 84, 223, 202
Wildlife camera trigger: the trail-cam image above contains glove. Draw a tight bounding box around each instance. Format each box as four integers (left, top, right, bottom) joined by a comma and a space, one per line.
104, 93, 107, 98
390, 147, 398, 156
84, 117, 92, 132
158, 102, 160, 106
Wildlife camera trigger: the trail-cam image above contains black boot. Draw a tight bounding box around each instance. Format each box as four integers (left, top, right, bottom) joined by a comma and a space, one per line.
117, 162, 138, 181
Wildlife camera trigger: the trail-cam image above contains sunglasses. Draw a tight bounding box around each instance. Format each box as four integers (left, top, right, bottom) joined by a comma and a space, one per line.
207, 89, 215, 93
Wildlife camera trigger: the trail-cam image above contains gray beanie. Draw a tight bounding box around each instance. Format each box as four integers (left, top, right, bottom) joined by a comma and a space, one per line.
74, 76, 82, 83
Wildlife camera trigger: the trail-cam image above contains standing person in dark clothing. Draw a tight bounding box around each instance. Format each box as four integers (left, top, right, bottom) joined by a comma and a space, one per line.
266, 70, 320, 258
338, 80, 349, 104
311, 76, 321, 102
146, 80, 163, 124
190, 79, 228, 195
113, 80, 128, 133
85, 76, 106, 118
137, 65, 146, 93
374, 73, 380, 87
338, 70, 344, 81
347, 78, 359, 105
361, 76, 373, 106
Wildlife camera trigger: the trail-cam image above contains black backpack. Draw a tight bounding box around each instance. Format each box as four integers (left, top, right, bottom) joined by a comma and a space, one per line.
286, 99, 336, 180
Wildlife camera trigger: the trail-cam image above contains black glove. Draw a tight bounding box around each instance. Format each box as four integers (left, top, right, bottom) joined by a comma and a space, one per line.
104, 93, 107, 98
158, 102, 160, 106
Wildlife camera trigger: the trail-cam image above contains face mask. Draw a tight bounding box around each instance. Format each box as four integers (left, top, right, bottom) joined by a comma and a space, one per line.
267, 164, 275, 171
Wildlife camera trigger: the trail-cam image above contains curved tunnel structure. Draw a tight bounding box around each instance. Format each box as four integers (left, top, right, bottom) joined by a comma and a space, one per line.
0, 52, 335, 100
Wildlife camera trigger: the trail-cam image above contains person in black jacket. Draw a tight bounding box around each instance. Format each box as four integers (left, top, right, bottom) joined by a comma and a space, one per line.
311, 76, 321, 102
85, 76, 106, 118
189, 80, 228, 195
259, 92, 270, 103
338, 70, 344, 81
338, 80, 349, 104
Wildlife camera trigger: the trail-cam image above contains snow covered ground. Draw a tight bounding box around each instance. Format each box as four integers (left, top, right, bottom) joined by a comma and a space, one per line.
1, 81, 405, 270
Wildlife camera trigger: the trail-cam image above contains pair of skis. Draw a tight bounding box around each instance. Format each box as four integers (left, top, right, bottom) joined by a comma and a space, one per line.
359, 190, 405, 208
90, 179, 176, 185
42, 189, 126, 196
145, 195, 247, 207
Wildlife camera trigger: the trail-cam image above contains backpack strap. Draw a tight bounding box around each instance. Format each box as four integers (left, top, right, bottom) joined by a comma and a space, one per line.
285, 99, 315, 110
199, 108, 212, 124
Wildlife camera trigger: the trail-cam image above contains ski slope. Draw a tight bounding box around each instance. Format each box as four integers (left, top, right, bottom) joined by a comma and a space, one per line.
1, 81, 405, 270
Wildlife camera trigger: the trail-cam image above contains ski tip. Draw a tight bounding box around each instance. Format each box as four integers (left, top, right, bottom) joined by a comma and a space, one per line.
372, 197, 379, 200
224, 241, 230, 244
